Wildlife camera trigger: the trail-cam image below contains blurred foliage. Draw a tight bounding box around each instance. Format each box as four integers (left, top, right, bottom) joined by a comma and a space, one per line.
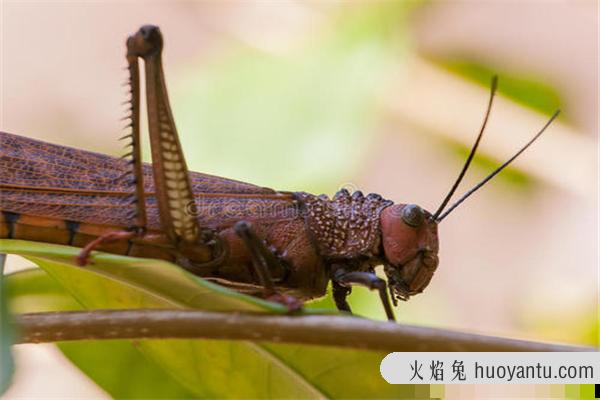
0, 240, 418, 398
422, 57, 568, 190
438, 59, 564, 119
0, 254, 15, 395
170, 2, 418, 194
520, 303, 599, 348
446, 140, 535, 189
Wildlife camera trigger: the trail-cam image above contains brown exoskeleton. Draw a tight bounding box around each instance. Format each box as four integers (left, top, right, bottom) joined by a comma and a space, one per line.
0, 25, 559, 321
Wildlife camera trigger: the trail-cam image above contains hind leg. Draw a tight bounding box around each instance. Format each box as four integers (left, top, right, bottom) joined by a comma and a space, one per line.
76, 230, 137, 266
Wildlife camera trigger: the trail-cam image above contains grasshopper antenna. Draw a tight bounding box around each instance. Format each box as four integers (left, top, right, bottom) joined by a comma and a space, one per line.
431, 76, 498, 221
436, 109, 560, 222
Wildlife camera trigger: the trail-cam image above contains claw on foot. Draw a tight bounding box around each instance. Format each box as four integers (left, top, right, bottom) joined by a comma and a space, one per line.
267, 293, 303, 313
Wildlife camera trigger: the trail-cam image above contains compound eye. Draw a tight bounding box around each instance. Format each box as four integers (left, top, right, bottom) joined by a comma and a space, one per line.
401, 204, 425, 228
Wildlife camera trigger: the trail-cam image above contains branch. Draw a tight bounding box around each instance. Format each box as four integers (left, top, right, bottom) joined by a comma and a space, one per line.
14, 309, 595, 352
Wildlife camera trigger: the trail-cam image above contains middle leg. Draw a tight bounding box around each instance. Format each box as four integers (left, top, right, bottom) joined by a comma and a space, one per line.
234, 221, 302, 312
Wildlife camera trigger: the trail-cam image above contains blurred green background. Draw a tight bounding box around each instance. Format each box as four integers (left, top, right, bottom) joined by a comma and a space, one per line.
1, 1, 597, 398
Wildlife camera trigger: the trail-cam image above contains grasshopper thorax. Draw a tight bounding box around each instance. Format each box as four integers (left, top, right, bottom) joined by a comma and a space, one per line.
380, 204, 439, 302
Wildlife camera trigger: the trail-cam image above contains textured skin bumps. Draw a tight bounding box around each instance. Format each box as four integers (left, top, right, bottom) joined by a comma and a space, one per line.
295, 189, 393, 259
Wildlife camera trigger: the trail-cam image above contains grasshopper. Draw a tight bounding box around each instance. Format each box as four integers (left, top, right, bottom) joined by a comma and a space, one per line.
0, 25, 559, 320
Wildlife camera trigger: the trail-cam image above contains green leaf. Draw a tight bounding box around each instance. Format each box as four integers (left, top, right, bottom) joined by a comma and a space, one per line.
0, 240, 414, 398
0, 254, 15, 395
0, 240, 286, 314
5, 268, 197, 399
5, 268, 81, 314
58, 341, 196, 399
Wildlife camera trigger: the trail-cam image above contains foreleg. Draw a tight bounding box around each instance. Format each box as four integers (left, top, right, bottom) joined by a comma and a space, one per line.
333, 268, 395, 321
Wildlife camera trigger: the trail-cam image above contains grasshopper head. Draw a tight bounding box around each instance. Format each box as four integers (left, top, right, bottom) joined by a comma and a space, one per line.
127, 25, 163, 58
380, 204, 439, 302
376, 80, 559, 305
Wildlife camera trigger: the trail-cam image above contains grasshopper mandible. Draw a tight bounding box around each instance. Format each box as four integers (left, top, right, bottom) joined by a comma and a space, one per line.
0, 25, 559, 321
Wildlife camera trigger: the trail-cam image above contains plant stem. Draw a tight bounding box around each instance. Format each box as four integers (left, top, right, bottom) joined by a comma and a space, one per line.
14, 309, 595, 352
